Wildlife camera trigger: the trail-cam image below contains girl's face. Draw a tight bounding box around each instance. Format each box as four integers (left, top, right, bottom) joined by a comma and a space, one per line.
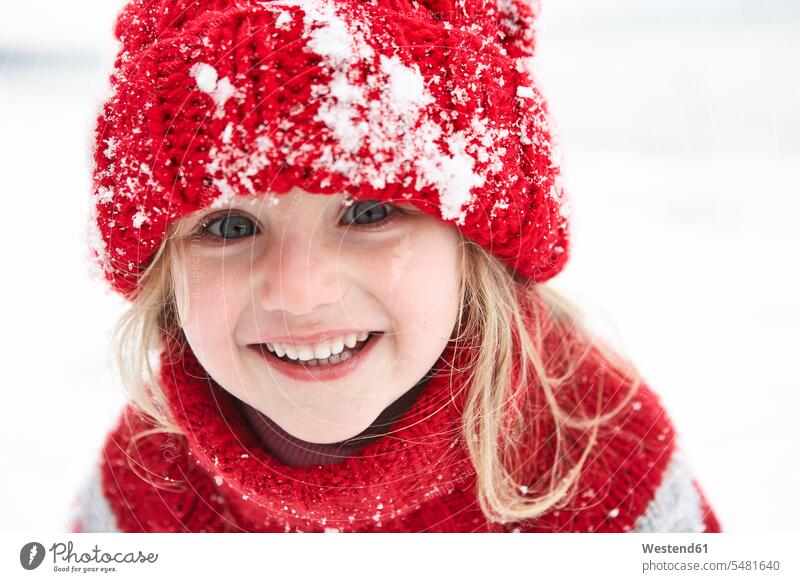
169, 189, 462, 443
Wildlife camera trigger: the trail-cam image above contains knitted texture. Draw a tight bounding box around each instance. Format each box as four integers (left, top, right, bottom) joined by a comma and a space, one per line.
71, 316, 722, 533
88, 0, 569, 299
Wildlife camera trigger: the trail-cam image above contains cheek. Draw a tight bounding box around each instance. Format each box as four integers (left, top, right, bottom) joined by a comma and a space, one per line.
354, 226, 461, 339
171, 252, 245, 361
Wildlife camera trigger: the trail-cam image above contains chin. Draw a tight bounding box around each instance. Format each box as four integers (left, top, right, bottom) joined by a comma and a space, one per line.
281, 413, 376, 444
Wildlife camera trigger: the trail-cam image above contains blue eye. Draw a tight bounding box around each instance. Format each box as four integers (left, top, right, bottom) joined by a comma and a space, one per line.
193, 199, 401, 245
340, 200, 396, 228
195, 213, 259, 243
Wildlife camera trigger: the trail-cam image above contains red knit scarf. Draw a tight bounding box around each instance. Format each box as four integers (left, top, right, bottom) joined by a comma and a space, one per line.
99, 323, 689, 532
147, 332, 481, 532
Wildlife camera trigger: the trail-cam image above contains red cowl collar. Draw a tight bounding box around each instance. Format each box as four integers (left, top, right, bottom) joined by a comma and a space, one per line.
113, 332, 484, 532
97, 319, 694, 532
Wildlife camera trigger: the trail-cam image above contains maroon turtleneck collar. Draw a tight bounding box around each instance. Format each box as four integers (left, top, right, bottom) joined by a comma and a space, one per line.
235, 369, 434, 468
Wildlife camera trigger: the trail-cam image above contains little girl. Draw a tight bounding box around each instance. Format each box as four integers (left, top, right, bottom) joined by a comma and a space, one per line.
70, 0, 721, 533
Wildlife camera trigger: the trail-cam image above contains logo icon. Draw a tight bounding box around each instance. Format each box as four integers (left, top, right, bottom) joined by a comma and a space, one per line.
20, 542, 46, 570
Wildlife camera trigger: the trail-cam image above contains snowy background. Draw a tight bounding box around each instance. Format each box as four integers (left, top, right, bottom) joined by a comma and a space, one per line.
1, 0, 797, 532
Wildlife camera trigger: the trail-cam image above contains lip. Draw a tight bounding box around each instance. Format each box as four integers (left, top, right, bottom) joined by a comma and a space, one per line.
248, 332, 383, 382
256, 329, 377, 345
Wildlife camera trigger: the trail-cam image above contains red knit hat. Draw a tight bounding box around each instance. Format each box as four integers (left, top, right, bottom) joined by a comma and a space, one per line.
87, 0, 570, 300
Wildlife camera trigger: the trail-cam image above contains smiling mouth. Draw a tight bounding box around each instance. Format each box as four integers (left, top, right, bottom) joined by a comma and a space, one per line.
252, 332, 382, 368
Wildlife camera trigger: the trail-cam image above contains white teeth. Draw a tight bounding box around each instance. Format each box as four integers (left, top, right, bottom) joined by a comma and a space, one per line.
265, 332, 374, 361
296, 346, 315, 361
266, 343, 287, 358
313, 343, 332, 360
307, 350, 353, 367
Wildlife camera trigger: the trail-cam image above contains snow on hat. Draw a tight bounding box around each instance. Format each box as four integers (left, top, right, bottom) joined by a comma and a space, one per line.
87, 0, 570, 300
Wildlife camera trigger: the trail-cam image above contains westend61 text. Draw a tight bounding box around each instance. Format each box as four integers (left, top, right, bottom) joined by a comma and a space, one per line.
49, 541, 158, 564
642, 543, 708, 554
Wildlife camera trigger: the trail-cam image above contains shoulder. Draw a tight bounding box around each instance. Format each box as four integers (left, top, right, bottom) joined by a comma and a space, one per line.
631, 442, 722, 533
67, 459, 119, 533
516, 353, 721, 532
70, 403, 227, 533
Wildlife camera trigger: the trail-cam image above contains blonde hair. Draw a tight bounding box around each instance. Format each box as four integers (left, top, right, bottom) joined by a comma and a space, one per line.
112, 223, 641, 526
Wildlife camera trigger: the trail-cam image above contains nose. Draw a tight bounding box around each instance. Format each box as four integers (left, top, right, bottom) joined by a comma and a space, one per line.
254, 232, 344, 316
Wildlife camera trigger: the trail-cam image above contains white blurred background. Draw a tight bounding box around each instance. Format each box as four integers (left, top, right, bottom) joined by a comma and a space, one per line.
1, 0, 797, 532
